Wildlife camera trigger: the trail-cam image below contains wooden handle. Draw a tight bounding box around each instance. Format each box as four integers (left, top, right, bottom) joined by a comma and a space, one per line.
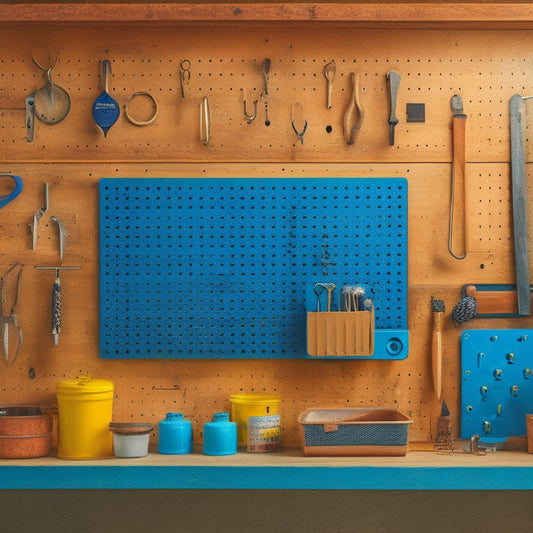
465, 285, 518, 315
450, 114, 467, 258
432, 312, 442, 400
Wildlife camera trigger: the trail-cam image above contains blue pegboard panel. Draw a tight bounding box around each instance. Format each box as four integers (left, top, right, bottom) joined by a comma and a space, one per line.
99, 178, 408, 359
461, 329, 533, 442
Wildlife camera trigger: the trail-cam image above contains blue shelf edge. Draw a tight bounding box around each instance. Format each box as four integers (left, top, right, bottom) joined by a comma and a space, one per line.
1, 462, 532, 490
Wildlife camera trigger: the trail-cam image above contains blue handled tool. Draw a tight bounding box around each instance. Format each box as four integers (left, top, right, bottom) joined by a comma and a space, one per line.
92, 60, 120, 137
0, 174, 23, 209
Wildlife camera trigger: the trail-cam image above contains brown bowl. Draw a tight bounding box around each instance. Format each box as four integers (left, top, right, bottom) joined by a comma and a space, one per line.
0, 405, 53, 459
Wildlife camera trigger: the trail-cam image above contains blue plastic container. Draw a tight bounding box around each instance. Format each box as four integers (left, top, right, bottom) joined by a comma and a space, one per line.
157, 412, 193, 454
203, 412, 237, 456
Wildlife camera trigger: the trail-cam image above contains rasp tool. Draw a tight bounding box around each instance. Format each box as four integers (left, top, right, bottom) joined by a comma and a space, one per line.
386, 70, 401, 145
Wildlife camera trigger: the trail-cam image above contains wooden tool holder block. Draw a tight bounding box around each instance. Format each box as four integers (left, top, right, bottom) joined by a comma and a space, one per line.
307, 308, 375, 357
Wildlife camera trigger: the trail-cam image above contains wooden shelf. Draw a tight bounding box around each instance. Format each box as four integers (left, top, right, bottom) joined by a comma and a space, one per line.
0, 3, 533, 29
1, 449, 533, 489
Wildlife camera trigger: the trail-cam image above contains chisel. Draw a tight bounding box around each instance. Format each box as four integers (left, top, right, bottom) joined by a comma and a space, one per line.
386, 70, 401, 145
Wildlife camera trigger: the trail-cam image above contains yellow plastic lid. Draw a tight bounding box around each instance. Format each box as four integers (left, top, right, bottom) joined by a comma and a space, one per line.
56, 375, 114, 395
229, 392, 282, 404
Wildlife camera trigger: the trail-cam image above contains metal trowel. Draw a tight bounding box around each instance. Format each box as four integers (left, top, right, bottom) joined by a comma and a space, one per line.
92, 59, 120, 137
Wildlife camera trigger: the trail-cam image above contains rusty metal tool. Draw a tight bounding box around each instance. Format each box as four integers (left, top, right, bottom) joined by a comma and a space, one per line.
323, 61, 336, 109
510, 94, 530, 315
449, 94, 467, 260
25, 97, 35, 142
50, 215, 66, 259
386, 70, 401, 145
30, 48, 71, 125
1, 263, 23, 365
262, 58, 271, 126
343, 72, 363, 145
32, 182, 49, 250
34, 265, 80, 346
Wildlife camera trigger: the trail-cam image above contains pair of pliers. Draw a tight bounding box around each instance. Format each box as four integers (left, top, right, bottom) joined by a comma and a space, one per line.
1, 263, 23, 365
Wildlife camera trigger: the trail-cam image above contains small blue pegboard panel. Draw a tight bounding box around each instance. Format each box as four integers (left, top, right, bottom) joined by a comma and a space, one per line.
461, 329, 533, 442
99, 178, 408, 359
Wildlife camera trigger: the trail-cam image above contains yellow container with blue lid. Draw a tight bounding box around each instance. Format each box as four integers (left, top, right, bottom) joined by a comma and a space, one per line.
56, 375, 114, 459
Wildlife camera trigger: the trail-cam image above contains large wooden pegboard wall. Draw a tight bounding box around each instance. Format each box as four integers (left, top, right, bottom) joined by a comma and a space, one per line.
1, 18, 533, 447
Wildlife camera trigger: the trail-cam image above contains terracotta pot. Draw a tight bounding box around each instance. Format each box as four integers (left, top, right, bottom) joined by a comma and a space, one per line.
0, 405, 53, 459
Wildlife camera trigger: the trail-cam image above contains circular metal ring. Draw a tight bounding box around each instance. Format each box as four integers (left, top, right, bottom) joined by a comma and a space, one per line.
123, 91, 158, 126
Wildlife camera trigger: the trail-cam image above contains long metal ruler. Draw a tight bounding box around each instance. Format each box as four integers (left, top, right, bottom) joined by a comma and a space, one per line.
509, 94, 530, 316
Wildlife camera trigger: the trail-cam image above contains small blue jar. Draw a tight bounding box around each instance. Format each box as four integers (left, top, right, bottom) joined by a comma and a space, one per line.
203, 412, 237, 456
157, 412, 193, 454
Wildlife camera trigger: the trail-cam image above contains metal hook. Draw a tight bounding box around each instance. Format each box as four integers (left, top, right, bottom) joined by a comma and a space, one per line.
243, 99, 258, 124
31, 46, 59, 73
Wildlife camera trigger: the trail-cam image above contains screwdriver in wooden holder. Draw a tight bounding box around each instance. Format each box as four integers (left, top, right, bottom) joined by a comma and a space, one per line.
34, 266, 80, 346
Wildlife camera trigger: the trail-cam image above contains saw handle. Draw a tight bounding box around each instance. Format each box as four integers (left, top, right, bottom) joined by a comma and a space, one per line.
464, 285, 518, 315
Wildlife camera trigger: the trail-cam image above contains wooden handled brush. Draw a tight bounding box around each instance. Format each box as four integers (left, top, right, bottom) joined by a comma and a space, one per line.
431, 298, 445, 400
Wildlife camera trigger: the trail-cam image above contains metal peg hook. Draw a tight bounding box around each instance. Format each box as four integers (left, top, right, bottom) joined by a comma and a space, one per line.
243, 98, 258, 124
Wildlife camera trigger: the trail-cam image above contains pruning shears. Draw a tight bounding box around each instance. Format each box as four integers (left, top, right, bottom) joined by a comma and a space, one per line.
1, 263, 23, 365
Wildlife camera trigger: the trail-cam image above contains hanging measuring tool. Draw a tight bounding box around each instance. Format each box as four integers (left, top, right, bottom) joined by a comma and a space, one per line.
1, 263, 23, 366
34, 266, 80, 346
448, 94, 467, 260
510, 94, 531, 315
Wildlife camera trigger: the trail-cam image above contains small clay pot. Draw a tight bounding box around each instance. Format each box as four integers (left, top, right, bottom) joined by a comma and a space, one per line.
0, 405, 53, 459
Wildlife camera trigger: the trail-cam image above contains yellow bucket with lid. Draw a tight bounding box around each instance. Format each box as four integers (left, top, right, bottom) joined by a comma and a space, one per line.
229, 392, 282, 447
56, 376, 114, 459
